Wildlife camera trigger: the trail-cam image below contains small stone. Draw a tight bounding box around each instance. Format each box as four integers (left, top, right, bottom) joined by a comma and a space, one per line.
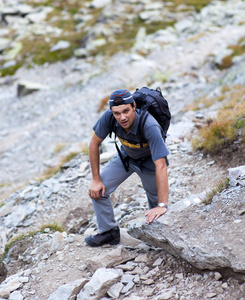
9, 290, 24, 300
134, 254, 148, 263
143, 279, 154, 285
206, 292, 217, 298
50, 40, 70, 52
107, 282, 124, 298
121, 281, 135, 294
234, 219, 242, 224
175, 273, 184, 280
158, 289, 175, 299
214, 272, 222, 281
153, 257, 164, 266
222, 282, 228, 289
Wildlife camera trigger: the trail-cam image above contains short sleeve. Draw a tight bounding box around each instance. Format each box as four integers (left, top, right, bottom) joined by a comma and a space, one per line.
93, 109, 113, 140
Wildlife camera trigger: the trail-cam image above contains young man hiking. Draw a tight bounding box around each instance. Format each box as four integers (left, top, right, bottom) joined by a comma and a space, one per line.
85, 89, 169, 247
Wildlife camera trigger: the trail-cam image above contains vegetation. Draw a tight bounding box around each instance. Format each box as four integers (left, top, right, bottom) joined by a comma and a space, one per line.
37, 150, 80, 182
169, 0, 214, 12
4, 233, 35, 254
192, 85, 245, 153
218, 36, 245, 69
39, 222, 64, 232
202, 176, 229, 205
0, 0, 219, 76
3, 222, 63, 256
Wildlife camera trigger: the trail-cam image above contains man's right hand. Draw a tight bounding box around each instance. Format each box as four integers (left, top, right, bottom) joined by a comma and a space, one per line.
88, 179, 106, 200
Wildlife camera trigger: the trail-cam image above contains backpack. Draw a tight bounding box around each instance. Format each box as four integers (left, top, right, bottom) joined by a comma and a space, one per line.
109, 86, 171, 171
132, 86, 171, 141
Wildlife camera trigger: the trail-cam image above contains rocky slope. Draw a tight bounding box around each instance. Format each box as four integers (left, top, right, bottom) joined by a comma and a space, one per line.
0, 0, 245, 299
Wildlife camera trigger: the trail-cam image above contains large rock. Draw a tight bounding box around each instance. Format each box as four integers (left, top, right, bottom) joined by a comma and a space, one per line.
128, 177, 245, 273
85, 245, 137, 273
77, 268, 123, 300
47, 278, 88, 300
17, 81, 48, 97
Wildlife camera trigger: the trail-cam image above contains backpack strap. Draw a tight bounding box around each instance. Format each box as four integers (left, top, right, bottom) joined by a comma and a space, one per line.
137, 108, 167, 142
137, 108, 149, 147
109, 113, 130, 172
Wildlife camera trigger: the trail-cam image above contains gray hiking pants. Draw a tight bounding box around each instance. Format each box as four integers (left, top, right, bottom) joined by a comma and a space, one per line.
91, 155, 158, 233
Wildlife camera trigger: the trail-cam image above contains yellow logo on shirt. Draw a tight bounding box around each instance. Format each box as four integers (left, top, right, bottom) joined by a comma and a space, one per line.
118, 137, 148, 149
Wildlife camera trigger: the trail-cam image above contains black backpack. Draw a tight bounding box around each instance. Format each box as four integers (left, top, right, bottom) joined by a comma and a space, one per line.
109, 87, 171, 171
132, 86, 171, 141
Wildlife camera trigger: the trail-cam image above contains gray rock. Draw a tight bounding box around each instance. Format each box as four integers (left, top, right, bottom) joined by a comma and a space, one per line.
2, 60, 17, 69
127, 187, 245, 273
9, 290, 24, 300
17, 81, 48, 97
121, 280, 135, 294
4, 203, 36, 227
49, 232, 66, 255
0, 277, 23, 299
47, 278, 88, 300
89, 0, 112, 9
77, 268, 123, 300
107, 282, 124, 298
85, 245, 137, 272
0, 202, 14, 217
0, 38, 11, 52
50, 41, 70, 52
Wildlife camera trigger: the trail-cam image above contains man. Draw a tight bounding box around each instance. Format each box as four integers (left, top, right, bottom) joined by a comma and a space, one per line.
85, 89, 169, 247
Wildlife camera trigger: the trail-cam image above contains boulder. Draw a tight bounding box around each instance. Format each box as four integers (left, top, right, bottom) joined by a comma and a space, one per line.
47, 278, 88, 300
77, 268, 123, 300
128, 185, 245, 273
85, 245, 137, 273
17, 81, 48, 97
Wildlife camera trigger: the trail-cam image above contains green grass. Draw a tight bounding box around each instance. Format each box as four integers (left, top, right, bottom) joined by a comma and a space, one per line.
0, 63, 23, 77
192, 85, 245, 153
39, 222, 64, 232
20, 32, 83, 66
169, 0, 214, 12
3, 222, 63, 256
4, 233, 33, 254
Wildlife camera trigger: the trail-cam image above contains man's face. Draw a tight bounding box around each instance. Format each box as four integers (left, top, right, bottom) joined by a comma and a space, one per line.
111, 103, 136, 133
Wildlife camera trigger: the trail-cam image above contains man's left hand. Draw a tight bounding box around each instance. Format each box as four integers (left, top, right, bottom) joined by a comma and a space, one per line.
145, 206, 167, 224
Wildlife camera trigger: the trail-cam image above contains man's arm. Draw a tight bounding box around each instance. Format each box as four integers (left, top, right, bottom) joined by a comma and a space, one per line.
145, 157, 169, 224
88, 133, 106, 200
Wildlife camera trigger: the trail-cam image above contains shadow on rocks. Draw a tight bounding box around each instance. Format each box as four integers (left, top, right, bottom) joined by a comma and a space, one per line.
0, 259, 7, 284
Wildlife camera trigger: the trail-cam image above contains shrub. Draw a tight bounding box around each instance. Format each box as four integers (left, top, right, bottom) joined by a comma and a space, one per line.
192, 85, 245, 153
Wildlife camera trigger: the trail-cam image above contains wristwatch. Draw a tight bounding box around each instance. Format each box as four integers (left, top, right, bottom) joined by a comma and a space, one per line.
158, 203, 168, 209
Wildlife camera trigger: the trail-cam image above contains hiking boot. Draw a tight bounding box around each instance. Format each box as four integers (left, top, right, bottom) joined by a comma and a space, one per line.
85, 226, 120, 247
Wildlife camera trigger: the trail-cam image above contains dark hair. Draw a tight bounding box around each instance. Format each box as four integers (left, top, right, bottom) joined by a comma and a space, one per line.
110, 103, 135, 110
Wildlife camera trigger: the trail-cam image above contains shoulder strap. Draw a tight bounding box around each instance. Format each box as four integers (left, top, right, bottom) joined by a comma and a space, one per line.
109, 113, 116, 138
109, 113, 129, 172
137, 109, 149, 147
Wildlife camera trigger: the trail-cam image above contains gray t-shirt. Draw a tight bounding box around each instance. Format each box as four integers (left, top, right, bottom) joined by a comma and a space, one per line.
93, 108, 169, 163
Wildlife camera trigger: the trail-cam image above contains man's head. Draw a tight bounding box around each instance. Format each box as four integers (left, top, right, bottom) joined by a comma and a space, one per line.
109, 89, 136, 133
109, 89, 134, 107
